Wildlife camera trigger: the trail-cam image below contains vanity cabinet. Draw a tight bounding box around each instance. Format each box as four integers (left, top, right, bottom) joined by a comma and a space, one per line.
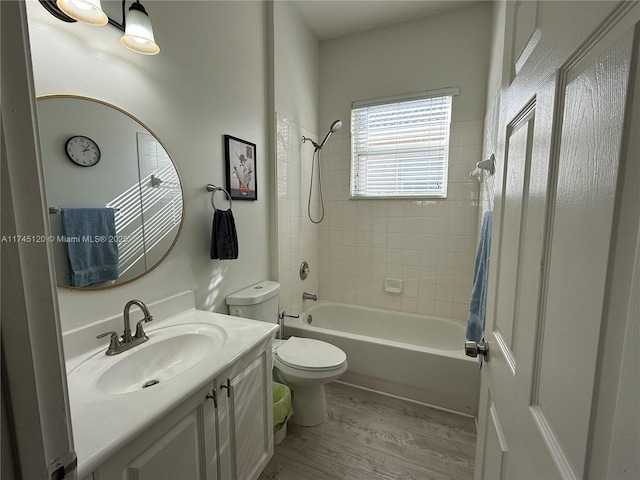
91, 339, 273, 480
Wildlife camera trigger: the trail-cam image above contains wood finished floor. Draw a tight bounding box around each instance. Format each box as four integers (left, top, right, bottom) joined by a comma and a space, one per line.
259, 382, 476, 480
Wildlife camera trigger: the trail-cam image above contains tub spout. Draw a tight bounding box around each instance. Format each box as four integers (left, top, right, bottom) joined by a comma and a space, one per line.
302, 292, 318, 301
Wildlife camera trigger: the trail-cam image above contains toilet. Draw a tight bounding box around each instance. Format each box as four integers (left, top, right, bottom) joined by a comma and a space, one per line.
226, 281, 347, 427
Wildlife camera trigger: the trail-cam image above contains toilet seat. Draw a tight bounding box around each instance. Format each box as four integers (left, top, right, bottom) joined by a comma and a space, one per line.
275, 336, 346, 372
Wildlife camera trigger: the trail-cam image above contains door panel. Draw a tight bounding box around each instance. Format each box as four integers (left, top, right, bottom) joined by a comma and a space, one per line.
533, 29, 634, 477
512, 0, 541, 76
494, 106, 535, 363
480, 395, 508, 480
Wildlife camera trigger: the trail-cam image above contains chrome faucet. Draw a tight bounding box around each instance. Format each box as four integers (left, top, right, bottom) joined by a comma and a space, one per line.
302, 292, 318, 301
97, 299, 154, 355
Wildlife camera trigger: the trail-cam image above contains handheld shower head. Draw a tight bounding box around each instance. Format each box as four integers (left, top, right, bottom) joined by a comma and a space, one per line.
318, 119, 342, 150
330, 120, 343, 132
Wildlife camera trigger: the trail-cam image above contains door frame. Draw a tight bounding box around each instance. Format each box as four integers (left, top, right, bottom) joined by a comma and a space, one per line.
1, 1, 75, 478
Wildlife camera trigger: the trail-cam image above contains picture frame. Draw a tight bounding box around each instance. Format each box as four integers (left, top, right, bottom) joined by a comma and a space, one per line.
224, 135, 257, 201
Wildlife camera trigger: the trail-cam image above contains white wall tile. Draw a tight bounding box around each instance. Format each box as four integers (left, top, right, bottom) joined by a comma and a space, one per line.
277, 120, 482, 320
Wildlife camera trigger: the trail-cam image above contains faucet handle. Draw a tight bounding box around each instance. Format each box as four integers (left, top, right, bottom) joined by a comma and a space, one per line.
134, 316, 153, 339
97, 331, 121, 351
277, 311, 299, 340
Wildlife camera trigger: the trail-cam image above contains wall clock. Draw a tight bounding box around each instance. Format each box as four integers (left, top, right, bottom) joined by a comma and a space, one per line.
65, 135, 101, 167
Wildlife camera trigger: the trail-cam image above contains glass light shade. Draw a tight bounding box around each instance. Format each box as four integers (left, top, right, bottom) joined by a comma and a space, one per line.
56, 0, 108, 25
121, 6, 160, 55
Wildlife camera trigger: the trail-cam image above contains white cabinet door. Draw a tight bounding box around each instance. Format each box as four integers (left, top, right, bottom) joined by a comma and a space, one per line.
217, 341, 273, 480
474, 2, 639, 479
94, 385, 216, 480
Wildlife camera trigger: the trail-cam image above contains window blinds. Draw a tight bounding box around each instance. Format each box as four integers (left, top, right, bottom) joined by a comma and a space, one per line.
350, 93, 453, 198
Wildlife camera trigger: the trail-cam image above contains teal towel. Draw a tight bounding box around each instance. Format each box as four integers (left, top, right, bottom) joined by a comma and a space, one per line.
61, 208, 119, 287
466, 211, 492, 343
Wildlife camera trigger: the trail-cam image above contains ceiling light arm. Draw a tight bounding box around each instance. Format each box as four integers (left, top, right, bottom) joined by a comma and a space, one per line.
105, 0, 127, 31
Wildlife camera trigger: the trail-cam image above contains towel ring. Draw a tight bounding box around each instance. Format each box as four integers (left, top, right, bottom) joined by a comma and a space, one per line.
206, 184, 233, 210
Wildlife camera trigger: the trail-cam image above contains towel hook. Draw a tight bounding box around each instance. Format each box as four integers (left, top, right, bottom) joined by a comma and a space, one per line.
469, 154, 495, 181
476, 154, 495, 176
206, 184, 233, 210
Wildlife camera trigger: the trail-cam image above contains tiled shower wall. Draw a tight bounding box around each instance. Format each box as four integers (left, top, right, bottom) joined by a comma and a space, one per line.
317, 120, 484, 320
276, 113, 319, 314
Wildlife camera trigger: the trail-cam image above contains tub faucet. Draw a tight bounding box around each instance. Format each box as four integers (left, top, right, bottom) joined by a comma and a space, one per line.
302, 292, 318, 301
97, 299, 154, 356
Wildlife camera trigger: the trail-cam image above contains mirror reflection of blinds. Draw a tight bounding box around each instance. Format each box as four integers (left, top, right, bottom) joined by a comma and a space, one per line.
351, 93, 453, 198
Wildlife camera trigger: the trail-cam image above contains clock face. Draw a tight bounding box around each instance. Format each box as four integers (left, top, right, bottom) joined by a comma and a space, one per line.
65, 135, 101, 167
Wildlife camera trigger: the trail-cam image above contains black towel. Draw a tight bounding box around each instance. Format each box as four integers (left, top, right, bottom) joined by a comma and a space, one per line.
210, 209, 238, 260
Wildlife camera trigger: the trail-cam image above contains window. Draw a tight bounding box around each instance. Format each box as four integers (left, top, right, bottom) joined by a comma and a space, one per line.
350, 88, 457, 199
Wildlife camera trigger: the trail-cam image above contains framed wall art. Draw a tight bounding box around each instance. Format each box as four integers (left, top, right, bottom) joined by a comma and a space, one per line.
224, 135, 257, 201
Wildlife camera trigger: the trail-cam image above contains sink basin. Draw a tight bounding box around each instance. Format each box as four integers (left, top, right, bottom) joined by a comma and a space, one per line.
97, 334, 214, 394
69, 323, 226, 395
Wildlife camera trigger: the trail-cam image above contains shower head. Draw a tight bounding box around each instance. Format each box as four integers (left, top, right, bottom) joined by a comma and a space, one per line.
318, 119, 342, 150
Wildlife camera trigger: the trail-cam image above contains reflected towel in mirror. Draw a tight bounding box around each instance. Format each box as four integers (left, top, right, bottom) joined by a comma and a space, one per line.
61, 208, 119, 287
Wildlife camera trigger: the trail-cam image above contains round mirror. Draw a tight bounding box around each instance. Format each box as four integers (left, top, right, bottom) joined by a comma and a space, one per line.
37, 95, 184, 289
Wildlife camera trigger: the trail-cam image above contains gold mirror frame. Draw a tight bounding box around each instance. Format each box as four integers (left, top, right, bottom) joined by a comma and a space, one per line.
37, 94, 185, 290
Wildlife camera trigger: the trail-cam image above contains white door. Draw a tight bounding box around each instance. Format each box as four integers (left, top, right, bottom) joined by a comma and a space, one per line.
473, 1, 639, 479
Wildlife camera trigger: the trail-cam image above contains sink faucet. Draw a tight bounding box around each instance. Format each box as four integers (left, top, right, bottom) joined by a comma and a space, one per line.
302, 292, 317, 301
97, 299, 154, 355
123, 299, 154, 342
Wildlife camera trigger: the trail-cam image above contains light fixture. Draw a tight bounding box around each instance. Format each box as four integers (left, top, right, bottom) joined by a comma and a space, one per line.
39, 0, 160, 55
56, 0, 108, 26
121, 1, 159, 55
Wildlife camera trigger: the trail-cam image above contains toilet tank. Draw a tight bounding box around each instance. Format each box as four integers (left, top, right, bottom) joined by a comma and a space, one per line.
226, 281, 280, 323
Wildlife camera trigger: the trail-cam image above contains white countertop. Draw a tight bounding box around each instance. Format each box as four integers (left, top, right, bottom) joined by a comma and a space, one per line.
66, 308, 277, 478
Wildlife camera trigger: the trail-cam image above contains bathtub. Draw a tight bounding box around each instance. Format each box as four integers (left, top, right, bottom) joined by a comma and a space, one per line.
285, 301, 480, 416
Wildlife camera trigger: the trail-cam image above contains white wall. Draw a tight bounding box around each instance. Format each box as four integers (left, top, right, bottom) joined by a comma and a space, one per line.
318, 2, 493, 129
26, 0, 271, 333
273, 2, 320, 314
273, 1, 319, 134
316, 2, 492, 319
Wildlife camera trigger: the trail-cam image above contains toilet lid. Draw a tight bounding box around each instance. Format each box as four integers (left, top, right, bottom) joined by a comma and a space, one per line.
276, 337, 346, 371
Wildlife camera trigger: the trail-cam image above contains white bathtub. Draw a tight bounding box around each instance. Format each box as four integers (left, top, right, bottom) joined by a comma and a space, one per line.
285, 301, 480, 416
